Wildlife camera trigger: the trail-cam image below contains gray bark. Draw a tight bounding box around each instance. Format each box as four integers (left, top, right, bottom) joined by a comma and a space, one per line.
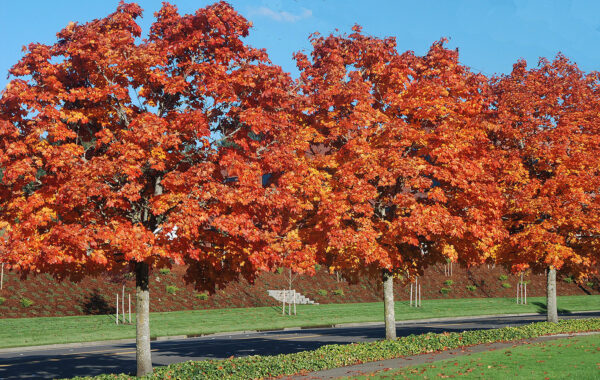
547, 267, 558, 323
382, 270, 396, 340
136, 261, 153, 376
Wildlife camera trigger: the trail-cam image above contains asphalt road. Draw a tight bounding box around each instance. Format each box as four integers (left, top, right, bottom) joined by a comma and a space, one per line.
1, 311, 599, 379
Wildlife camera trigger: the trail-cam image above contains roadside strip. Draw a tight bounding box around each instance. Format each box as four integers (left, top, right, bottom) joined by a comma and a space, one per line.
1, 310, 599, 354
287, 331, 600, 380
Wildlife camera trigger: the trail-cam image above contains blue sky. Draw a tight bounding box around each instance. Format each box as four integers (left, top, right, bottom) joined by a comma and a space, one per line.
2, 0, 600, 88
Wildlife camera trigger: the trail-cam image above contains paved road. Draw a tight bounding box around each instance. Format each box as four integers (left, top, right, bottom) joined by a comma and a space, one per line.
1, 311, 599, 379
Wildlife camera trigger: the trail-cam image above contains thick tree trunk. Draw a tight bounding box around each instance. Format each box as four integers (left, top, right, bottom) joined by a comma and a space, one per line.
382, 270, 396, 340
136, 262, 153, 376
546, 266, 558, 323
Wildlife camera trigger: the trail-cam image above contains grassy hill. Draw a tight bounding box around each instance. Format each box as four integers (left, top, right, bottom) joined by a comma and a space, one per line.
0, 264, 597, 319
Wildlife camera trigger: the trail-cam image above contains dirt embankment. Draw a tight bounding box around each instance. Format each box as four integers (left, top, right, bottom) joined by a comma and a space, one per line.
0, 264, 597, 318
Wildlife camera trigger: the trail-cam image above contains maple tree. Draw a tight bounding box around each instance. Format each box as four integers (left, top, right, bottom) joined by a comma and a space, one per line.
491, 56, 600, 322
0, 2, 302, 375
291, 28, 506, 339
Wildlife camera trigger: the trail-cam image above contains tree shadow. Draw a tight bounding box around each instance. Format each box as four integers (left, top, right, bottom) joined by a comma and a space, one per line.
81, 289, 116, 315
466, 269, 490, 297
531, 301, 572, 315
577, 284, 592, 295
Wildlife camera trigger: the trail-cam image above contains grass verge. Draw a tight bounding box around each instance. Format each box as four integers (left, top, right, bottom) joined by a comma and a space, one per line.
72, 318, 600, 379
353, 333, 600, 379
0, 295, 598, 349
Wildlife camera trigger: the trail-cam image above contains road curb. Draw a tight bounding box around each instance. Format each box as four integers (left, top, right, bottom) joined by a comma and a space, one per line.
1, 310, 598, 354
0, 338, 137, 354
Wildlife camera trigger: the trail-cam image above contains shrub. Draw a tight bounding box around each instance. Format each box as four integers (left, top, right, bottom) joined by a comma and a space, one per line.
276, 267, 284, 274
317, 289, 328, 296
440, 287, 450, 294
314, 264, 322, 272
159, 268, 171, 275
20, 297, 34, 308
195, 292, 209, 300
498, 274, 508, 281
563, 276, 573, 283
586, 281, 595, 287
0, 296, 5, 305
332, 289, 344, 296
166, 285, 179, 295
443, 279, 454, 286
466, 285, 477, 291
502, 282, 512, 288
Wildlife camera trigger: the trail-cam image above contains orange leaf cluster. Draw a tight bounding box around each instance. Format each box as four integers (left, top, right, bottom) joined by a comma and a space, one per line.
1, 3, 598, 290
0, 2, 300, 290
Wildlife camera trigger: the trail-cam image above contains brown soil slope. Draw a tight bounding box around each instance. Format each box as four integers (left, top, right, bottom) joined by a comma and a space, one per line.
0, 264, 597, 319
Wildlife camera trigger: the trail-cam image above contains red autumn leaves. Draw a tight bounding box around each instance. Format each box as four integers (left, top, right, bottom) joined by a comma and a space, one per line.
493, 57, 600, 277
1, 2, 599, 290
0, 1, 298, 288
291, 30, 508, 283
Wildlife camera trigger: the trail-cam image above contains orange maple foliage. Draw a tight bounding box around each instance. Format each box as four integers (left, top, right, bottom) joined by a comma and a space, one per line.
0, 1, 299, 289
492, 56, 600, 279
291, 28, 507, 280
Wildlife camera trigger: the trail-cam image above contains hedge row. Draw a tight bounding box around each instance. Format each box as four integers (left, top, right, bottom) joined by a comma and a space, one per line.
76, 318, 600, 380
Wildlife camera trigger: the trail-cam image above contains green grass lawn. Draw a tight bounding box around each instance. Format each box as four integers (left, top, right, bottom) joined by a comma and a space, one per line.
1, 295, 599, 349
352, 333, 600, 379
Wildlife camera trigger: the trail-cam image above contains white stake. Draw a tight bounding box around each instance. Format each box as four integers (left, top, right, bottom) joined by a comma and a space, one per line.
415, 277, 420, 307
0, 263, 3, 290
293, 290, 297, 316
519, 282, 525, 305
524, 283, 527, 304
413, 278, 418, 307
416, 280, 419, 307
128, 293, 131, 324
122, 285, 125, 324
410, 282, 413, 307
282, 290, 286, 315
116, 293, 119, 325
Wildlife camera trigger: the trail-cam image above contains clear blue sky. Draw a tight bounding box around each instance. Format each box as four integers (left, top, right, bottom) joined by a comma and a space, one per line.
2, 0, 600, 88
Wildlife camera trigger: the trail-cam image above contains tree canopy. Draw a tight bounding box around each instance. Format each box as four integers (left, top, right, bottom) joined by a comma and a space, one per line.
0, 1, 301, 289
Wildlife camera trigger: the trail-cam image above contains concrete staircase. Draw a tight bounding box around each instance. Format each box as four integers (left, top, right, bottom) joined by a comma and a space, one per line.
267, 289, 318, 305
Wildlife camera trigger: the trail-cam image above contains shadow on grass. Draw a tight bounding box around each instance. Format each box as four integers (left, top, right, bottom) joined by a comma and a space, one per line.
531, 301, 572, 315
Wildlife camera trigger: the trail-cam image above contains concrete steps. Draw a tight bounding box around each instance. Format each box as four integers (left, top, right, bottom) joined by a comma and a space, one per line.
267, 289, 318, 305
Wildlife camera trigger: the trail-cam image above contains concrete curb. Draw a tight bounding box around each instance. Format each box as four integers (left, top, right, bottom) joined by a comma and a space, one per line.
1, 310, 598, 354
0, 339, 137, 353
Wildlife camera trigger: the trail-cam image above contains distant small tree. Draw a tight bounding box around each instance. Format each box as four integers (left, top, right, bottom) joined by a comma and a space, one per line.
492, 56, 600, 322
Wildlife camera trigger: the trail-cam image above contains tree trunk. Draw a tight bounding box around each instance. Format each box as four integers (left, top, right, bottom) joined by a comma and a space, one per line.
382, 269, 396, 340
546, 266, 558, 323
136, 261, 153, 376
